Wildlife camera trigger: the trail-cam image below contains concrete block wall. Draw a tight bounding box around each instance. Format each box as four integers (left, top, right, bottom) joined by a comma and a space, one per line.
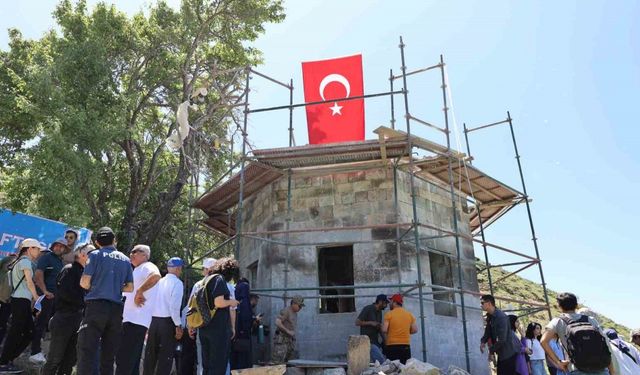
235, 166, 488, 375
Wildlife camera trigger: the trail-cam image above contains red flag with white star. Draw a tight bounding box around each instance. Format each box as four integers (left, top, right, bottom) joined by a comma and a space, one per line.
302, 54, 365, 144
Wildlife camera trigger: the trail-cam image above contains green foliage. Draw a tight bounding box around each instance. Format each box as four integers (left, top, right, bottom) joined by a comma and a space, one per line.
0, 0, 284, 262
476, 260, 632, 340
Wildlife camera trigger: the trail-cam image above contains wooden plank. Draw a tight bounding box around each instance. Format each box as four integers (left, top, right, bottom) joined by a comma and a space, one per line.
373, 126, 466, 159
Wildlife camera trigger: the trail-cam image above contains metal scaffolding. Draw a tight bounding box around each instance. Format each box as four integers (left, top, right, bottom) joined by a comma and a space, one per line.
191, 37, 551, 372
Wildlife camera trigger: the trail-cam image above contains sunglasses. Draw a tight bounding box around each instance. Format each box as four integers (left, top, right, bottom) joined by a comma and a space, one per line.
130, 250, 142, 255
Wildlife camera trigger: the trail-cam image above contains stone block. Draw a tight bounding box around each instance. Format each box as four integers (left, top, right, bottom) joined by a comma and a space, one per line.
348, 171, 367, 182
232, 364, 286, 375
401, 358, 439, 375
319, 195, 335, 207
365, 169, 386, 180
323, 368, 346, 375
355, 191, 368, 203
347, 335, 370, 375
341, 193, 355, 204
353, 180, 372, 192
285, 367, 306, 375
367, 190, 378, 201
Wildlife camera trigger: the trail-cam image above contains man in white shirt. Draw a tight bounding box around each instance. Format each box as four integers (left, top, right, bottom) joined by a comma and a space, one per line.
143, 257, 184, 375
115, 244, 161, 375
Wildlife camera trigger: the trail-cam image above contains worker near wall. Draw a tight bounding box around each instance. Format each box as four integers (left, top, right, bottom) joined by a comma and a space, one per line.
271, 296, 305, 364
381, 294, 417, 365
356, 294, 389, 364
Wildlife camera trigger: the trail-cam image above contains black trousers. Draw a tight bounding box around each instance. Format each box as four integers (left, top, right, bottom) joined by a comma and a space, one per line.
384, 345, 411, 365
143, 317, 175, 375
0, 301, 12, 347
115, 322, 147, 375
199, 323, 230, 375
42, 310, 82, 375
497, 353, 517, 375
77, 300, 124, 375
176, 333, 196, 375
32, 295, 54, 354
0, 298, 33, 365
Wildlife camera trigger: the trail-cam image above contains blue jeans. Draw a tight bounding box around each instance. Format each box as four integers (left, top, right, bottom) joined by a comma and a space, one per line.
531, 360, 546, 375
370, 344, 385, 364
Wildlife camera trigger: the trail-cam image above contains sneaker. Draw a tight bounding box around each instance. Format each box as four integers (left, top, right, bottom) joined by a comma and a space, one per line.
28, 352, 46, 364
0, 364, 22, 373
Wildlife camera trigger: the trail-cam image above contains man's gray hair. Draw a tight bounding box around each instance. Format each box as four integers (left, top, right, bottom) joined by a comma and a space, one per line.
132, 244, 151, 259
76, 243, 96, 255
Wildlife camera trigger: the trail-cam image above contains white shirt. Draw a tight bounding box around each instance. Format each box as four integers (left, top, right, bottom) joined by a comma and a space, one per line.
152, 273, 184, 326
123, 261, 160, 328
227, 282, 236, 310
526, 338, 546, 360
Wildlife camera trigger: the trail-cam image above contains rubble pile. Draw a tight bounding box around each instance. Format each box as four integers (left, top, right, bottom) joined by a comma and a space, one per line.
359, 359, 472, 375
359, 358, 438, 375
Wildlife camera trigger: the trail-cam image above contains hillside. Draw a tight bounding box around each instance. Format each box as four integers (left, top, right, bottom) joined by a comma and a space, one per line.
475, 260, 631, 339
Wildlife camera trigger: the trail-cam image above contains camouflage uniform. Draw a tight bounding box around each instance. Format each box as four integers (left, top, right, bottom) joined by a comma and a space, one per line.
271, 296, 304, 364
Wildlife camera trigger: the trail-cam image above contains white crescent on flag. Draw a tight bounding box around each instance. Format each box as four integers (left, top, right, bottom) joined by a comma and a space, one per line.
319, 74, 351, 101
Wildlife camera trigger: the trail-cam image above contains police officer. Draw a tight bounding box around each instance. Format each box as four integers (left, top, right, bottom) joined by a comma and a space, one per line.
77, 227, 133, 375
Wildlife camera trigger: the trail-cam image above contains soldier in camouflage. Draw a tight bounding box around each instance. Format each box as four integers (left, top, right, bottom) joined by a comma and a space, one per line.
271, 296, 304, 364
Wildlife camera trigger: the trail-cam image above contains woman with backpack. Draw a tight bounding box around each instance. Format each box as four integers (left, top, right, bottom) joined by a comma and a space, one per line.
0, 238, 43, 373
526, 322, 547, 375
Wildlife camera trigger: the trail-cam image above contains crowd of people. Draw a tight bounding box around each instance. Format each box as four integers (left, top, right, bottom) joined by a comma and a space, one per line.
480, 292, 640, 375
0, 227, 274, 375
1, 227, 639, 375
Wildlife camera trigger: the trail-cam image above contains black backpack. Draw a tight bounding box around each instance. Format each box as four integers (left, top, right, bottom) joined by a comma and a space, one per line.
561, 314, 611, 372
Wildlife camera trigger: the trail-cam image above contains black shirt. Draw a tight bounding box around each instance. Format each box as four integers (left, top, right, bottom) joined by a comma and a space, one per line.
205, 274, 230, 330
358, 304, 382, 346
55, 262, 85, 313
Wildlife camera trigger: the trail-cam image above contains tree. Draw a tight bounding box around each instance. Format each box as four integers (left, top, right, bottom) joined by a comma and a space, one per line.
0, 0, 284, 261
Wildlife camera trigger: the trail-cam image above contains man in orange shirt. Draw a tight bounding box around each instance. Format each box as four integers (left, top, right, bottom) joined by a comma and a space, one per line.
381, 294, 417, 364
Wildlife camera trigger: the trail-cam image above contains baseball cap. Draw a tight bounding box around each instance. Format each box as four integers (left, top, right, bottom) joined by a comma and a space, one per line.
167, 257, 184, 268
21, 238, 45, 250
203, 258, 216, 269
390, 294, 403, 305
96, 227, 115, 240
375, 294, 389, 303
51, 237, 70, 250
291, 295, 305, 307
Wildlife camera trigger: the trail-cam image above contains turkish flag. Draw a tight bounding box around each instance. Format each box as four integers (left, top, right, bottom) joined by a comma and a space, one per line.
302, 54, 365, 144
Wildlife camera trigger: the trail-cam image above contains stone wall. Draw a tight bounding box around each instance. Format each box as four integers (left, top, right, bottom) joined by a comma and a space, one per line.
236, 166, 488, 374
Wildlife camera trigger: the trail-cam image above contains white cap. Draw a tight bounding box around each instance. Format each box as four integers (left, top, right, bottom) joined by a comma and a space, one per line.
21, 238, 45, 250
203, 258, 216, 269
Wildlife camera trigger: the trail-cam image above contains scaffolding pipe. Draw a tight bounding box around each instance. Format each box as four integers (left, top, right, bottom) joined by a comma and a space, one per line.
462, 122, 494, 295
391, 63, 443, 80
248, 90, 404, 114
253, 282, 422, 293
234, 69, 251, 259
440, 54, 471, 372
464, 118, 510, 133
390, 69, 396, 130
283, 78, 295, 308
249, 68, 292, 89
507, 111, 552, 320
399, 36, 428, 363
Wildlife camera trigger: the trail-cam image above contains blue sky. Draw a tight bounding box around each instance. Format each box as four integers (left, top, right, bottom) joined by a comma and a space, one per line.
2, 1, 639, 329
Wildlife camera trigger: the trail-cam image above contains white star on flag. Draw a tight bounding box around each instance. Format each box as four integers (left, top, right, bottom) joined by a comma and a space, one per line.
329, 102, 343, 116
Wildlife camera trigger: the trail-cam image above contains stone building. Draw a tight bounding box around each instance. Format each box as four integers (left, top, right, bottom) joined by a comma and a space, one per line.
195, 127, 522, 374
